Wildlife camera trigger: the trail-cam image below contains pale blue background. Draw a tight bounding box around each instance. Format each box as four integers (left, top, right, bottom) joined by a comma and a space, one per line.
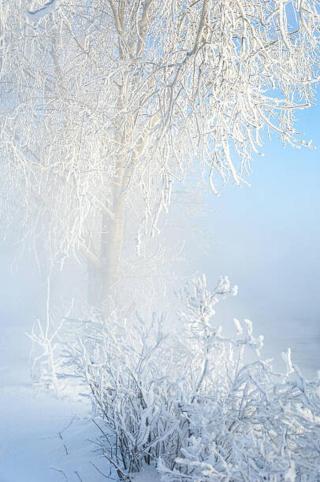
202, 93, 320, 374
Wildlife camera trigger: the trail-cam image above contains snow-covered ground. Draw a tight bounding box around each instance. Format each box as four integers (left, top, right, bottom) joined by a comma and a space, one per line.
0, 386, 104, 482
0, 311, 108, 482
0, 312, 161, 482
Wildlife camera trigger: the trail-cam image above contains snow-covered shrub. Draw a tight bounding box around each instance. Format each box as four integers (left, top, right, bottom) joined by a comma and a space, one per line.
28, 316, 66, 394
159, 353, 320, 481
27, 279, 75, 395
159, 279, 320, 482
69, 310, 187, 479
68, 276, 320, 481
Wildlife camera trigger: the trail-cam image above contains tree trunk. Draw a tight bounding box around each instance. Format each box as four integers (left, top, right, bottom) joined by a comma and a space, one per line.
87, 193, 125, 312
101, 195, 125, 304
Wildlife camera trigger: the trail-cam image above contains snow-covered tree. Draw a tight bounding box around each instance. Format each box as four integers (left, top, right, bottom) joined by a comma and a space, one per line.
1, 1, 319, 307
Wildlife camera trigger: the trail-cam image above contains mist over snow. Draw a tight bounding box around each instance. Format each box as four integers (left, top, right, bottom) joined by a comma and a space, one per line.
1, 122, 319, 479
1, 2, 320, 481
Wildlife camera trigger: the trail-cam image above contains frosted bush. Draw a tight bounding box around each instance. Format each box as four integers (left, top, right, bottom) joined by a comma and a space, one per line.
67, 276, 320, 481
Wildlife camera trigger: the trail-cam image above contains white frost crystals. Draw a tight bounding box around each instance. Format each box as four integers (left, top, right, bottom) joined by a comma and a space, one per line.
59, 276, 320, 482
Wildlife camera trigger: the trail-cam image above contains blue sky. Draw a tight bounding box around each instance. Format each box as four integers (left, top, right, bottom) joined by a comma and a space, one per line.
199, 93, 320, 372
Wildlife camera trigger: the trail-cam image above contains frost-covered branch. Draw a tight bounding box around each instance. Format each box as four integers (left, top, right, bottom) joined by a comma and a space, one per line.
1, 1, 319, 291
